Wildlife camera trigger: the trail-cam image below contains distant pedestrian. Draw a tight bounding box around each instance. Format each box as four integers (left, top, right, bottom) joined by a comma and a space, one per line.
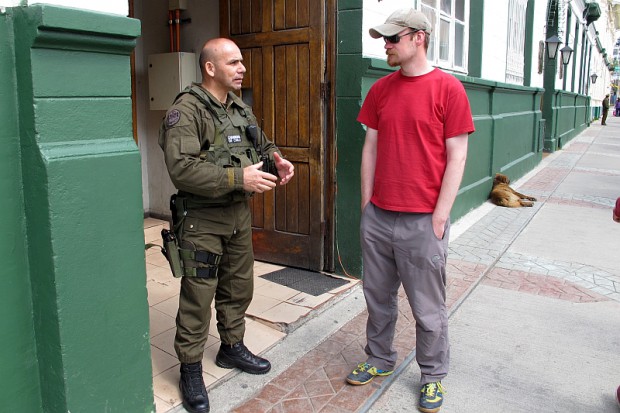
345, 8, 474, 413
601, 94, 610, 125
615, 98, 620, 117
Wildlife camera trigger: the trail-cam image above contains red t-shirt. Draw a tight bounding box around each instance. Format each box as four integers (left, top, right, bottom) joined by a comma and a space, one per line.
358, 68, 475, 213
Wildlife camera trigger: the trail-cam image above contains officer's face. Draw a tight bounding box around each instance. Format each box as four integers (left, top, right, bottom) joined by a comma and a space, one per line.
212, 44, 246, 91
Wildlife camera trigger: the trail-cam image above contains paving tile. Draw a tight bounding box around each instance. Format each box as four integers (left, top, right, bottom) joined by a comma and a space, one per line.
149, 307, 176, 338
150, 327, 176, 357
231, 398, 274, 413
254, 282, 300, 302
151, 346, 179, 376
254, 383, 290, 405
152, 294, 180, 318
246, 294, 281, 317
244, 318, 286, 354
303, 379, 336, 398
257, 302, 312, 325
154, 395, 174, 413
309, 394, 334, 411
285, 291, 333, 309
279, 397, 314, 412
152, 366, 181, 408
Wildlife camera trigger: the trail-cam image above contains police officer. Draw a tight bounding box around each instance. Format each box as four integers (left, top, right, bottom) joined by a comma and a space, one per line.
159, 38, 294, 413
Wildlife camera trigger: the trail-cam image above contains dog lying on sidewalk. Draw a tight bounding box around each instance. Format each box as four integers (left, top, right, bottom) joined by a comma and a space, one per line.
489, 173, 537, 207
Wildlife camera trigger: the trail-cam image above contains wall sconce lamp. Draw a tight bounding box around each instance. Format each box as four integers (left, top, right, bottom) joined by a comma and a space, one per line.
545, 35, 561, 59
590, 73, 598, 84
560, 45, 573, 65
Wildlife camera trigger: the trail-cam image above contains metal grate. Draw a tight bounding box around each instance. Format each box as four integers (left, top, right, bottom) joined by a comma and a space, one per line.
260, 268, 348, 296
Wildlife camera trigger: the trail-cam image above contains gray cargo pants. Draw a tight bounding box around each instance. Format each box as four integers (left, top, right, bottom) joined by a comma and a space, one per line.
360, 202, 449, 385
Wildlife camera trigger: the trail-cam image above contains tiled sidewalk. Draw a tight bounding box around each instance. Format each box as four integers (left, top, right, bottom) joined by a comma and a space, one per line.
144, 218, 359, 413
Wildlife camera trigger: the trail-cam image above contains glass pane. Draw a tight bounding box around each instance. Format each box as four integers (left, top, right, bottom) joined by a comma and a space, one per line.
422, 6, 437, 61
439, 19, 450, 61
455, 0, 465, 21
422, 0, 436, 6
455, 22, 464, 67
441, 0, 451, 14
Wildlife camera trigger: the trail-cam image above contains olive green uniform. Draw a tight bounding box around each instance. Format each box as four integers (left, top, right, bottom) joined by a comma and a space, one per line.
159, 83, 279, 364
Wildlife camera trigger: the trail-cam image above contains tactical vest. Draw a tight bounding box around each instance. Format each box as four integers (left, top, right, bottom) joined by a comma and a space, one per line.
176, 84, 261, 207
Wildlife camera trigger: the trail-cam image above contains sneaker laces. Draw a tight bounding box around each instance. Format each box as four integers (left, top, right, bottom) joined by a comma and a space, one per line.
423, 382, 446, 397
353, 362, 370, 374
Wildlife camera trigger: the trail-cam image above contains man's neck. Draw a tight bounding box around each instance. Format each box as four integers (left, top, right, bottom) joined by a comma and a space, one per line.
201, 81, 228, 104
400, 56, 433, 77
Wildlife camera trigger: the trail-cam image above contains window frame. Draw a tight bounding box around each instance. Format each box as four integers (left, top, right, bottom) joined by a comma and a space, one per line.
505, 0, 528, 85
420, 0, 470, 73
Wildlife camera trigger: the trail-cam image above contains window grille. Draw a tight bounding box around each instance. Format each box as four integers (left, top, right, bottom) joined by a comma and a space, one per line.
505, 0, 528, 84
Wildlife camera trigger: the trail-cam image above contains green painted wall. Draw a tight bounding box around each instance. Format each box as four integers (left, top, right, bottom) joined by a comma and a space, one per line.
551, 91, 590, 149
0, 10, 42, 412
1, 5, 154, 412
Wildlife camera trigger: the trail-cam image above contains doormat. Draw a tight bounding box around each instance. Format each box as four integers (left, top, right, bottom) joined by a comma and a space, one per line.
260, 268, 348, 296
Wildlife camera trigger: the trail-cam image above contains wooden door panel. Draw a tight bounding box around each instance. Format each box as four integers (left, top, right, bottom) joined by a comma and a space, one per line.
221, 0, 325, 270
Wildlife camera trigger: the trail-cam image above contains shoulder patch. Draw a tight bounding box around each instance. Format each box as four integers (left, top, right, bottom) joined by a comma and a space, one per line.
166, 109, 181, 127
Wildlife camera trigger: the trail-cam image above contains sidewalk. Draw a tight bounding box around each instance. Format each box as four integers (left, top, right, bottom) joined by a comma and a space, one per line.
174, 117, 620, 413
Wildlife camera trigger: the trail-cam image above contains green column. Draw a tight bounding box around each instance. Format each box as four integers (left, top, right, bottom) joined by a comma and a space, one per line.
10, 5, 154, 412
0, 9, 42, 412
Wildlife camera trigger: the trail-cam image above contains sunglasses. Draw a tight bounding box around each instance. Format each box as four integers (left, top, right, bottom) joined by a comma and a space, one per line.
383, 30, 422, 44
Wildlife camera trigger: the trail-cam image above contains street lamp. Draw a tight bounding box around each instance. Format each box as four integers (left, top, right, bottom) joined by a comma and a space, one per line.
545, 35, 561, 59
560, 45, 573, 65
590, 73, 598, 84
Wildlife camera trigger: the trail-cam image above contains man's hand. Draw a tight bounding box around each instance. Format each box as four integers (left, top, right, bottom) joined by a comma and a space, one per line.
273, 152, 294, 185
243, 162, 277, 193
431, 213, 447, 240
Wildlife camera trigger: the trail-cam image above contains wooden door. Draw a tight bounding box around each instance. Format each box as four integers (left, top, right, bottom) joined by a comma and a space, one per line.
220, 0, 326, 270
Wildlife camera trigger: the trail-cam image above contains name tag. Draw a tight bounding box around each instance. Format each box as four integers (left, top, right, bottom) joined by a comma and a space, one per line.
227, 135, 242, 143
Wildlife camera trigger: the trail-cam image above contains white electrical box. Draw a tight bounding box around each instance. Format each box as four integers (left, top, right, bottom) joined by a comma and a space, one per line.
148, 52, 198, 111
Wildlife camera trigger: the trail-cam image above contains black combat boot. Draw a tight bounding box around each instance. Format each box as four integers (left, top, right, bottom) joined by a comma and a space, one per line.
215, 341, 271, 374
179, 362, 210, 413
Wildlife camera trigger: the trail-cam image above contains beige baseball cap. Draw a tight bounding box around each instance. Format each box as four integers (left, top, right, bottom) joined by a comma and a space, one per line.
369, 8, 433, 38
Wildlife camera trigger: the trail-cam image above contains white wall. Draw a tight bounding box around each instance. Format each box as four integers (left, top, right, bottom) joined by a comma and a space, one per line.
133, 0, 220, 217
529, 0, 549, 89
361, 0, 412, 59
480, 0, 509, 82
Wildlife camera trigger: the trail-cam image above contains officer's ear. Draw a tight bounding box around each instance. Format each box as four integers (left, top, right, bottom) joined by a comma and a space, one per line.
205, 61, 216, 77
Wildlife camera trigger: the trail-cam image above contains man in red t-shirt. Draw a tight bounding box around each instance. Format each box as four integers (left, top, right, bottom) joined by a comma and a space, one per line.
344, 8, 475, 413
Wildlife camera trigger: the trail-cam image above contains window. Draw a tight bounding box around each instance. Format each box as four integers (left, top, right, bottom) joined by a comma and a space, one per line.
421, 0, 469, 72
505, 0, 527, 84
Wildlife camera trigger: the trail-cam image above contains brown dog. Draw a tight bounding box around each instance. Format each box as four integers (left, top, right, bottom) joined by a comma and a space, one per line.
489, 173, 537, 207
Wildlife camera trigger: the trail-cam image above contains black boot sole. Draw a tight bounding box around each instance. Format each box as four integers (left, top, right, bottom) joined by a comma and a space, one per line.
215, 355, 271, 375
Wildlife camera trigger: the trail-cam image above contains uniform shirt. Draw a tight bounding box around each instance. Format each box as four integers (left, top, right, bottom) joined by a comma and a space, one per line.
159, 84, 278, 204
358, 68, 475, 213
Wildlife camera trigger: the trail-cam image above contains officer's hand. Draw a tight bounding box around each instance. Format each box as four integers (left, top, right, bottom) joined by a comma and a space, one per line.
243, 162, 277, 193
273, 152, 294, 185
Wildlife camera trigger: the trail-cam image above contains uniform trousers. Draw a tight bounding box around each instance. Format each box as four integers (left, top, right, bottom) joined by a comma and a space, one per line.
174, 201, 254, 364
360, 203, 450, 385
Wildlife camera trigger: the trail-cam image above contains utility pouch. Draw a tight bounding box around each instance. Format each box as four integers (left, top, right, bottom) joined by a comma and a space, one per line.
161, 229, 184, 278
